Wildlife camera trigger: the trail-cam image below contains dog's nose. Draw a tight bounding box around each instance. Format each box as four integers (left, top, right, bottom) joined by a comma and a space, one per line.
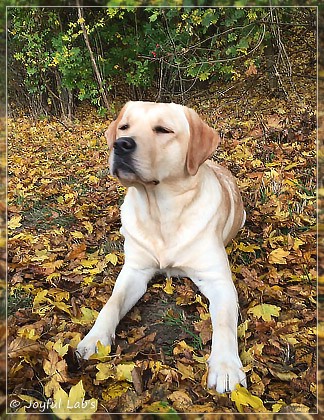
114, 137, 136, 155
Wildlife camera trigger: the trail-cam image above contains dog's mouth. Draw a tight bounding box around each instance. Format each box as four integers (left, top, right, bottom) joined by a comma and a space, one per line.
113, 161, 159, 186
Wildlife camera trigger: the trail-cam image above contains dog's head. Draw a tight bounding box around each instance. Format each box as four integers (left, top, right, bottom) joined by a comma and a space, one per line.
105, 101, 220, 187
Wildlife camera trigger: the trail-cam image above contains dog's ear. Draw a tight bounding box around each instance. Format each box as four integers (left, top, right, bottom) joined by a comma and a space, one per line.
184, 107, 220, 176
105, 120, 118, 149
105, 103, 129, 148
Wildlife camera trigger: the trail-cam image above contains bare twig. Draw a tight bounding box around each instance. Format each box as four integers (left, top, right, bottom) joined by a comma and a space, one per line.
77, 4, 110, 110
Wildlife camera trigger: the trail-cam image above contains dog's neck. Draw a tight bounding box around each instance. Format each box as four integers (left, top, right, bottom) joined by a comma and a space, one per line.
130, 165, 210, 221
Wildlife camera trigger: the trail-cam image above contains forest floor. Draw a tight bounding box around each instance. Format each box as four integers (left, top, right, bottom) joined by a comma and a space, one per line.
7, 63, 317, 415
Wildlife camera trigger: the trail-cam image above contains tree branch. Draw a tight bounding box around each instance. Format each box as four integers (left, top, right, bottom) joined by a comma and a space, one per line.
77, 5, 109, 110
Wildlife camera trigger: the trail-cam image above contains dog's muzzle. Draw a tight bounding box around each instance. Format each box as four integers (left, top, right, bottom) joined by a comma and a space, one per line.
112, 136, 159, 186
112, 136, 137, 177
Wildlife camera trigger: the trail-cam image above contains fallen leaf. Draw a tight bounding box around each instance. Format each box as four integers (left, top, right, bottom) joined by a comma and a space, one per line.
168, 390, 192, 410
8, 215, 22, 230
163, 277, 174, 295
8, 337, 44, 358
52, 380, 98, 418
176, 361, 195, 380
95, 362, 114, 381
102, 382, 131, 401
231, 384, 267, 413
116, 363, 135, 382
248, 304, 281, 322
88, 341, 111, 362
269, 248, 290, 264
142, 401, 177, 413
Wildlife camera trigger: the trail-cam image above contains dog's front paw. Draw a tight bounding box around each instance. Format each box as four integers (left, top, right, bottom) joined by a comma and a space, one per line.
76, 331, 112, 360
207, 358, 247, 393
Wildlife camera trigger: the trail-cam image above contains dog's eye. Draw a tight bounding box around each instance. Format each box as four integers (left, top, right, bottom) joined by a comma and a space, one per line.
154, 126, 173, 134
119, 124, 129, 131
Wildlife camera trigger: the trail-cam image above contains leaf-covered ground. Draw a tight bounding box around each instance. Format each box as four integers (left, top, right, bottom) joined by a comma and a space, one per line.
0, 115, 6, 414
7, 65, 317, 414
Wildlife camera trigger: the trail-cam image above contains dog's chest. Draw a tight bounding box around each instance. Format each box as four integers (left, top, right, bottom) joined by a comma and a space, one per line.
121, 214, 193, 268
120, 192, 218, 270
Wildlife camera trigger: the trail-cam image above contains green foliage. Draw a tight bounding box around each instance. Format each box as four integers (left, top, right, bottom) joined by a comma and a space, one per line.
7, 6, 316, 116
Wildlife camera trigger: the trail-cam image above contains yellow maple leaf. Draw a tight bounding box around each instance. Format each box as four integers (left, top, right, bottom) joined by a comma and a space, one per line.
47, 290, 70, 302
80, 258, 98, 268
43, 350, 68, 378
88, 175, 99, 184
17, 326, 40, 341
248, 304, 281, 322
231, 384, 267, 413
102, 382, 130, 401
43, 350, 69, 397
64, 193, 75, 201
163, 277, 174, 295
237, 242, 260, 252
195, 294, 208, 310
53, 301, 72, 315
52, 380, 97, 419
82, 275, 95, 285
176, 361, 195, 380
46, 272, 61, 282
95, 362, 115, 381
53, 339, 69, 357
67, 332, 82, 348
237, 320, 249, 338
88, 340, 111, 362
292, 237, 305, 250
193, 353, 208, 364
44, 377, 61, 398
116, 363, 135, 382
173, 340, 194, 355
8, 215, 22, 230
83, 221, 93, 234
71, 307, 99, 325
71, 231, 84, 239
31, 249, 49, 262
105, 253, 118, 266
272, 399, 286, 413
269, 248, 290, 264
33, 290, 51, 307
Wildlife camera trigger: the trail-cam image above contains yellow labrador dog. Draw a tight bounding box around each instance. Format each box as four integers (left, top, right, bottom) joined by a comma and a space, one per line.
77, 101, 247, 393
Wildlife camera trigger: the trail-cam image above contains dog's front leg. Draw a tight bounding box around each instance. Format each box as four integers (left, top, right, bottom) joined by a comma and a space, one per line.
76, 265, 154, 359
194, 258, 247, 393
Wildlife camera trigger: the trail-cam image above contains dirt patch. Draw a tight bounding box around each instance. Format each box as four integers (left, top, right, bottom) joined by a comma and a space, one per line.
115, 276, 205, 357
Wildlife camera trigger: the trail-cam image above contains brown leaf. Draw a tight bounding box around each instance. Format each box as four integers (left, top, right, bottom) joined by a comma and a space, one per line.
245, 63, 258, 76
8, 337, 45, 358
176, 361, 195, 380
168, 390, 192, 411
11, 273, 24, 285
66, 242, 86, 260
131, 366, 143, 394
194, 318, 212, 344
127, 326, 147, 344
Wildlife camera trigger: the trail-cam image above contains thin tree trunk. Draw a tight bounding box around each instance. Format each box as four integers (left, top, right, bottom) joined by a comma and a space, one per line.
77, 5, 110, 110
